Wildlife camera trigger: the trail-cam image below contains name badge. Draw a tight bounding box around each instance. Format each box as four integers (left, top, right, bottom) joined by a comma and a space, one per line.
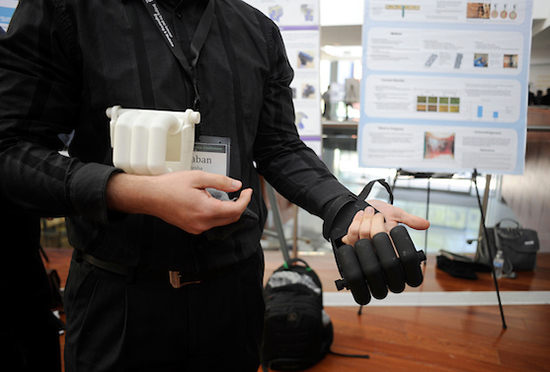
192, 136, 230, 176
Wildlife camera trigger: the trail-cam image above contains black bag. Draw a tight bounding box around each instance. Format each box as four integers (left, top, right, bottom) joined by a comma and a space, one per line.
261, 258, 333, 371
477, 218, 540, 272
436, 250, 491, 280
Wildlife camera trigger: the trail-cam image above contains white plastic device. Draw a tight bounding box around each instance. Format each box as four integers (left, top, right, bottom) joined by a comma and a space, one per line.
106, 105, 201, 175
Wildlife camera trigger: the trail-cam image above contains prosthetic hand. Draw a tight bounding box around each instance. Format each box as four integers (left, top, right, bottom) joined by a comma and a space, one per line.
107, 105, 200, 175
323, 179, 427, 305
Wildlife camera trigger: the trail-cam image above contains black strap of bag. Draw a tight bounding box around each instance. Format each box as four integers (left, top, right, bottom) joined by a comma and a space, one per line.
495, 218, 523, 240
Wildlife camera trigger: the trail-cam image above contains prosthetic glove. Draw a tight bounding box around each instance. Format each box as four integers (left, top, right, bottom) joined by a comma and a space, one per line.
322, 179, 427, 305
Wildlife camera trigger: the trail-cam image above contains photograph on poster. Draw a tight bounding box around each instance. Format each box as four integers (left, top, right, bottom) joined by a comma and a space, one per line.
301, 83, 315, 99
301, 4, 314, 21
253, 0, 317, 27
501, 4, 509, 18
474, 53, 489, 67
269, 5, 283, 22
424, 132, 456, 160
503, 54, 519, 68
467, 3, 491, 19
295, 112, 309, 130
297, 50, 315, 68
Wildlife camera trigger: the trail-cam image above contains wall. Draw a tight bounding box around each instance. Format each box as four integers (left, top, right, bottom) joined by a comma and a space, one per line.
530, 64, 550, 93
501, 107, 550, 252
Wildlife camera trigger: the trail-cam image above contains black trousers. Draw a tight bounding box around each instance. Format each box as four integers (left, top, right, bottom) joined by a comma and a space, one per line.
64, 248, 265, 372
0, 310, 62, 372
0, 206, 61, 372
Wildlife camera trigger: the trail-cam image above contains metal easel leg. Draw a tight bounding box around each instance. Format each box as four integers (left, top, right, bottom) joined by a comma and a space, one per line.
424, 177, 431, 258
473, 170, 507, 329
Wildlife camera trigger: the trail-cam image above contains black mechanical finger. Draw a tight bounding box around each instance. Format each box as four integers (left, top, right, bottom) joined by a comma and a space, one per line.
335, 245, 372, 305
390, 225, 426, 287
354, 239, 388, 300
372, 232, 406, 294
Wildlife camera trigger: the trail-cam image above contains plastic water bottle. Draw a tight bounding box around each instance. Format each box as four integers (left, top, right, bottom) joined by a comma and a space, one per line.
493, 250, 504, 279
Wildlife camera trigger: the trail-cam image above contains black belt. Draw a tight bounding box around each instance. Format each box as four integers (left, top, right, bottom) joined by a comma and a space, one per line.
76, 251, 233, 288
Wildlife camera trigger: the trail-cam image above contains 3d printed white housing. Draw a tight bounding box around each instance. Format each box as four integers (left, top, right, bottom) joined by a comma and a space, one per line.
106, 105, 200, 175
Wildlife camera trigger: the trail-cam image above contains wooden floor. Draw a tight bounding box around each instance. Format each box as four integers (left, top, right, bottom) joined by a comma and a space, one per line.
43, 248, 550, 372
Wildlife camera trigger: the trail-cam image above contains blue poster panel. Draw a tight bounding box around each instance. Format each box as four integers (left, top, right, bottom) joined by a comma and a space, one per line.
359, 0, 533, 175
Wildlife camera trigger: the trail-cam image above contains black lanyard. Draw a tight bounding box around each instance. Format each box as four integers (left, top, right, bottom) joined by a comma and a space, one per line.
141, 0, 215, 111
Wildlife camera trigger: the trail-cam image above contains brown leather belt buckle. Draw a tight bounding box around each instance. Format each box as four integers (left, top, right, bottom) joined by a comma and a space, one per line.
169, 271, 201, 289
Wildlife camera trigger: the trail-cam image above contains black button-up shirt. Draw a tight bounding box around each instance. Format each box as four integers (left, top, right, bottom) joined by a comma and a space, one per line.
0, 0, 350, 272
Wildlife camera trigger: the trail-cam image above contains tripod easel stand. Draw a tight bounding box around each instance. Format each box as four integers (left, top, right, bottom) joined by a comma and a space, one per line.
472, 169, 507, 330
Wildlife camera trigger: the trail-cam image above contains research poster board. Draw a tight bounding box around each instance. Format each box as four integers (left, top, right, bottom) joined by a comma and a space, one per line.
243, 0, 322, 154
0, 0, 17, 30
359, 0, 533, 175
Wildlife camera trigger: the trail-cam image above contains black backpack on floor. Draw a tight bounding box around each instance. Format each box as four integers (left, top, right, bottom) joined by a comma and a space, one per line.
261, 258, 333, 371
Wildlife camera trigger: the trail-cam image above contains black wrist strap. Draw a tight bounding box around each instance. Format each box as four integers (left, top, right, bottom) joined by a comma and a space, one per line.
322, 178, 394, 241
358, 178, 394, 205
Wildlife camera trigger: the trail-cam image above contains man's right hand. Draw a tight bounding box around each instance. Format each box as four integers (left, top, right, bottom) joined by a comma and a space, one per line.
106, 170, 253, 234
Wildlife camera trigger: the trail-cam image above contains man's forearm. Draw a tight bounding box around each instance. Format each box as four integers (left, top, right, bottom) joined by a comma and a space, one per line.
104, 170, 252, 235
105, 172, 157, 215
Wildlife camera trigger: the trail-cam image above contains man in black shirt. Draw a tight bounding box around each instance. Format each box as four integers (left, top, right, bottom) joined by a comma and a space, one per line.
0, 1, 429, 371
0, 25, 62, 372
